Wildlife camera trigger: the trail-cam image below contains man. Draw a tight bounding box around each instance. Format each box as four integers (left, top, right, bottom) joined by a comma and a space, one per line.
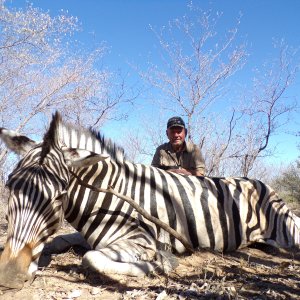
151, 116, 206, 176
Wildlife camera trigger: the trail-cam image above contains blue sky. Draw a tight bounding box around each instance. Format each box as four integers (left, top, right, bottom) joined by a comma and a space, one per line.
7, 0, 300, 165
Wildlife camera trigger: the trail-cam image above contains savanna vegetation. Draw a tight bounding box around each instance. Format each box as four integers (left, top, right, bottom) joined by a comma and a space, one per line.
0, 1, 299, 299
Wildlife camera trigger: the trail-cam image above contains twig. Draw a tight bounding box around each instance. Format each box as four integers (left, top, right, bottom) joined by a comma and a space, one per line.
70, 170, 194, 253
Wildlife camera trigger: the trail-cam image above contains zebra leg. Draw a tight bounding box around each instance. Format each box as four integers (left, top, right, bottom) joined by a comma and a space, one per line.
83, 251, 158, 276
82, 240, 175, 276
45, 232, 91, 253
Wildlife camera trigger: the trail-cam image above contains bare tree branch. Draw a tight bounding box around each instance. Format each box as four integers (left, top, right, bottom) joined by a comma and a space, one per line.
140, 7, 246, 140
0, 2, 134, 178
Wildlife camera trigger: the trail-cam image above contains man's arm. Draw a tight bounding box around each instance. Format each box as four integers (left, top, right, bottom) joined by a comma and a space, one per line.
151, 148, 160, 167
168, 168, 204, 176
191, 144, 206, 176
191, 168, 205, 176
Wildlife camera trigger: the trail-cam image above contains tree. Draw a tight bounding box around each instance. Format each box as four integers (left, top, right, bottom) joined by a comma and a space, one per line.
0, 1, 133, 177
204, 41, 298, 177
233, 41, 298, 176
272, 160, 300, 204
136, 4, 299, 177
140, 5, 246, 140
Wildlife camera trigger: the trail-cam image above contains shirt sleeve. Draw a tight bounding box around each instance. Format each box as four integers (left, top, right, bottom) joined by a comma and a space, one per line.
151, 148, 161, 167
192, 144, 206, 175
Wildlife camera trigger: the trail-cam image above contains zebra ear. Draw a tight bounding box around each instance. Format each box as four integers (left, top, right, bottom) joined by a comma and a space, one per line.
62, 147, 110, 168
0, 128, 37, 157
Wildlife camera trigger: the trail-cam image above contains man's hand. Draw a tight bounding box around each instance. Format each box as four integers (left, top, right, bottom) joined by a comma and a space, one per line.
167, 168, 192, 175
167, 168, 205, 176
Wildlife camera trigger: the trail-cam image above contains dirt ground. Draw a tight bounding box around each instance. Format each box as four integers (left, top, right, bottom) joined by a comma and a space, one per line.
0, 216, 299, 299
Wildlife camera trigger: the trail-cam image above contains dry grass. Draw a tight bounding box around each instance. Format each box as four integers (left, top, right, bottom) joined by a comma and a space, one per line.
0, 198, 299, 299
0, 220, 299, 299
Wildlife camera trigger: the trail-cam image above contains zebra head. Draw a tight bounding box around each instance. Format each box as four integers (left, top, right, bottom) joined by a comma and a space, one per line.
0, 112, 105, 289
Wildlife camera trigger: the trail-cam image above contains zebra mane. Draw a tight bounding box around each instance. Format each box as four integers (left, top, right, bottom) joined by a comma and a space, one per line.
40, 112, 126, 164
39, 112, 61, 165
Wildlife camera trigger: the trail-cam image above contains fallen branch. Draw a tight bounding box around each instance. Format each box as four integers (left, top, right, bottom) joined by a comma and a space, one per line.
70, 170, 194, 253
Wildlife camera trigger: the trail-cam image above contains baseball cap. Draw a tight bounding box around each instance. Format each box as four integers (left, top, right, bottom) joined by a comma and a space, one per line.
167, 116, 186, 129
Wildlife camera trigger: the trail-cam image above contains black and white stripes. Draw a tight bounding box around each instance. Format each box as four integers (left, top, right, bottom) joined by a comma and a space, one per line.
0, 112, 299, 282
53, 115, 300, 253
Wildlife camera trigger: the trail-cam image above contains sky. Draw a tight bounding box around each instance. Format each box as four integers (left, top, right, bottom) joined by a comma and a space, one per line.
5, 0, 300, 165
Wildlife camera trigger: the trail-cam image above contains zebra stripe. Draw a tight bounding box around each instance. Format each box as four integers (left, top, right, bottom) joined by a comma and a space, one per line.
0, 113, 299, 288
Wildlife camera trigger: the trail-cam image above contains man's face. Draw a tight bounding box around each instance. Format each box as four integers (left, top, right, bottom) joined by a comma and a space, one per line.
166, 126, 186, 149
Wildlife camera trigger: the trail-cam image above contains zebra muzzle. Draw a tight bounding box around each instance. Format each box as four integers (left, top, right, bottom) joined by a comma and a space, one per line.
0, 243, 33, 289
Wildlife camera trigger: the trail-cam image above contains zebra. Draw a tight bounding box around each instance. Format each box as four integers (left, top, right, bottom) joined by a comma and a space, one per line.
0, 112, 299, 289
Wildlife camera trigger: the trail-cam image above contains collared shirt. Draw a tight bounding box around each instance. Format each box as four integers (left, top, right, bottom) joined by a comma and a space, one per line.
151, 141, 206, 175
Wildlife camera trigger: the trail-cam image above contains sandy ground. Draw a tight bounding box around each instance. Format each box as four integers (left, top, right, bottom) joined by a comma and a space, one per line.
0, 218, 299, 300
